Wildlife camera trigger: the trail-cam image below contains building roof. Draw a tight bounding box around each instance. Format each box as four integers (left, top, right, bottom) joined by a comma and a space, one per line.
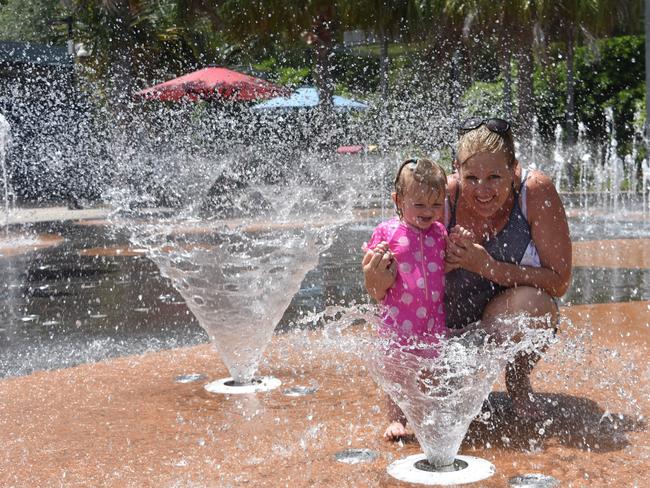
0, 40, 71, 66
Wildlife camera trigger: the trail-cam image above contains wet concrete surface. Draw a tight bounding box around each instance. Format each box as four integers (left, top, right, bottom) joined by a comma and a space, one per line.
572, 238, 650, 268
0, 300, 647, 487
0, 220, 204, 377
0, 207, 649, 486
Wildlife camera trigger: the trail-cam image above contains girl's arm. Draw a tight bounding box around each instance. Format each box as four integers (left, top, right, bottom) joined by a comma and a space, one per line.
362, 241, 397, 301
446, 172, 572, 297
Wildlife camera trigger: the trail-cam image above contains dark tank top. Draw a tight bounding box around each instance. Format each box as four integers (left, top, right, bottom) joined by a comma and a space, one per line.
445, 175, 532, 329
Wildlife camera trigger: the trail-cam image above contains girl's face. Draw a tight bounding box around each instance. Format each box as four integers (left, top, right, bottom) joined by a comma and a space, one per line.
457, 151, 514, 218
394, 180, 445, 230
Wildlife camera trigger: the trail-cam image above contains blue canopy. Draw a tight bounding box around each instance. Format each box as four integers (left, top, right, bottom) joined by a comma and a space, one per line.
251, 87, 368, 112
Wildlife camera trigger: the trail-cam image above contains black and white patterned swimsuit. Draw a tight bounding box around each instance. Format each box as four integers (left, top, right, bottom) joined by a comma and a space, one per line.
444, 169, 541, 329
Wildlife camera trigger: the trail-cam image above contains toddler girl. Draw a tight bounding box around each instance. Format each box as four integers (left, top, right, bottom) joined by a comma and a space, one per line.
363, 158, 449, 440
365, 158, 448, 346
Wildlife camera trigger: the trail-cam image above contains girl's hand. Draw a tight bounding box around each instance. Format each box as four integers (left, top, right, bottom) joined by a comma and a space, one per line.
362, 241, 397, 301
449, 225, 475, 243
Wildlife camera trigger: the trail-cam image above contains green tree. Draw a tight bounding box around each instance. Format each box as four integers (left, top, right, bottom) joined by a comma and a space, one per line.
149, 0, 224, 69
69, 1, 225, 104
70, 1, 160, 103
445, 0, 538, 136
339, 0, 422, 97
532, 0, 642, 187
534, 35, 644, 148
0, 0, 66, 43
537, 0, 642, 143
538, 0, 600, 145
219, 0, 340, 108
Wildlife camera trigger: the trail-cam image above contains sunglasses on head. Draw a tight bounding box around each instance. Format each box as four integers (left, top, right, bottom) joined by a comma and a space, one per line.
459, 117, 511, 135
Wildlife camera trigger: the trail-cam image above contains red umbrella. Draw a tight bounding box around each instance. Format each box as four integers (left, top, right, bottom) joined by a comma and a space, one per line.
135, 67, 290, 102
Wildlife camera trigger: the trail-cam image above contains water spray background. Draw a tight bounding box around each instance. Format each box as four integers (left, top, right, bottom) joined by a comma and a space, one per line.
1, 83, 649, 400
327, 309, 559, 467
0, 44, 648, 484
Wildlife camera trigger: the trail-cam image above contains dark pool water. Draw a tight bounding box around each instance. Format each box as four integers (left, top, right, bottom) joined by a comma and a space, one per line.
1, 208, 648, 378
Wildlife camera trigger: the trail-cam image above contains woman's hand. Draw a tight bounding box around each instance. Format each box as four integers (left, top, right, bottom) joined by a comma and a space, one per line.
362, 241, 397, 301
445, 225, 474, 272
445, 232, 493, 275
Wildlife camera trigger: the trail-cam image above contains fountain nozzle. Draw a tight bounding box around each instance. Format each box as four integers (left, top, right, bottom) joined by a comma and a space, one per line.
204, 376, 281, 394
414, 458, 469, 473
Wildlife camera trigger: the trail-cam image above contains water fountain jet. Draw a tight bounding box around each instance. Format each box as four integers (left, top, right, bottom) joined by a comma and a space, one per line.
0, 113, 12, 232
361, 315, 555, 485
0, 114, 65, 256
111, 151, 361, 394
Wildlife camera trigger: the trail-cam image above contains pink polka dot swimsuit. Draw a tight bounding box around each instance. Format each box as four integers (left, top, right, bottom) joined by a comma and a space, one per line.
367, 217, 448, 347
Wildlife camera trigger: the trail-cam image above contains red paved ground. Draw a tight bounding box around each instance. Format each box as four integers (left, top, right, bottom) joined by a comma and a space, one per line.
573, 238, 650, 268
1, 300, 648, 487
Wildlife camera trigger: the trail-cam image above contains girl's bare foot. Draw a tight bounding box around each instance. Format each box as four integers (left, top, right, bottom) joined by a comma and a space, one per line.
383, 421, 408, 441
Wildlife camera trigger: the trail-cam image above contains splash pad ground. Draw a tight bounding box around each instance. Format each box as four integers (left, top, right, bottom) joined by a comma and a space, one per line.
0, 206, 648, 486
0, 300, 648, 487
0, 205, 111, 225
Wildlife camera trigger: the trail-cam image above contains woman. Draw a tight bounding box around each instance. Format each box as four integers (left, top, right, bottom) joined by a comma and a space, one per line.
363, 118, 571, 430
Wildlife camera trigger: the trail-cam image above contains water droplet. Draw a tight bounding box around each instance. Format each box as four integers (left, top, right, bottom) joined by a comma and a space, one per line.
283, 385, 318, 397
508, 473, 560, 487
175, 373, 206, 383
334, 448, 379, 464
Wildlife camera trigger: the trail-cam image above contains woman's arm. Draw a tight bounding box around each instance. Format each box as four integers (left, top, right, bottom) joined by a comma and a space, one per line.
523, 171, 572, 295
446, 171, 572, 297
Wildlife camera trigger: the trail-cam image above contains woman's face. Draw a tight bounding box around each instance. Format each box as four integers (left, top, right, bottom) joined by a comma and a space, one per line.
457, 151, 514, 218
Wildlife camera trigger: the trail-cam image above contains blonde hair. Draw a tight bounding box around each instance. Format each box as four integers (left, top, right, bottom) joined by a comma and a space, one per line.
394, 158, 447, 198
457, 125, 515, 166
